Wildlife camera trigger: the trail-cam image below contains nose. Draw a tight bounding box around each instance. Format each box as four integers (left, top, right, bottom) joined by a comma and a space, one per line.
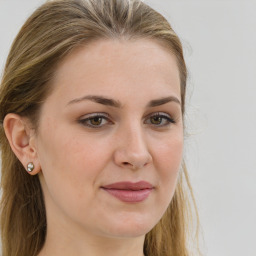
113, 126, 152, 170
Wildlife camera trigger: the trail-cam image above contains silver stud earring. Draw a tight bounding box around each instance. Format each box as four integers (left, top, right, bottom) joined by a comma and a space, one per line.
27, 162, 34, 172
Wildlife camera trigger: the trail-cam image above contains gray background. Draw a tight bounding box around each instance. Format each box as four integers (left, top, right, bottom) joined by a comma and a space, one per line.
1, 0, 256, 255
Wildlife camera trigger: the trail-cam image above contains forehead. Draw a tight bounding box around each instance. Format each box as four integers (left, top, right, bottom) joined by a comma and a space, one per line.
48, 38, 181, 104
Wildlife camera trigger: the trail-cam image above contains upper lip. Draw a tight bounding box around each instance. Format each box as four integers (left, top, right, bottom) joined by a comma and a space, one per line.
101, 181, 154, 190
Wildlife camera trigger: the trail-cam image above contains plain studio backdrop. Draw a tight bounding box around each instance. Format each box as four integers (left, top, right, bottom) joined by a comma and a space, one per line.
0, 0, 256, 255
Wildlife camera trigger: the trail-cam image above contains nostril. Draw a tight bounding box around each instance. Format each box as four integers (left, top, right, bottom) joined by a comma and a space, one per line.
122, 161, 146, 170
122, 162, 138, 170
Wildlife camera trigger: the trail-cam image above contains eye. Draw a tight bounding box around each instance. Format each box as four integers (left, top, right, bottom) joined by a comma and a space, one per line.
78, 113, 112, 128
145, 112, 175, 127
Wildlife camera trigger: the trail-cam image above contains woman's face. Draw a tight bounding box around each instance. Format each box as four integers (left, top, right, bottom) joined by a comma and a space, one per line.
34, 39, 183, 239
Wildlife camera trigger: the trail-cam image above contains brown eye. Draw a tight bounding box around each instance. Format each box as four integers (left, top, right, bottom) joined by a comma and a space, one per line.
79, 113, 112, 128
145, 113, 175, 127
90, 117, 103, 126
150, 116, 162, 125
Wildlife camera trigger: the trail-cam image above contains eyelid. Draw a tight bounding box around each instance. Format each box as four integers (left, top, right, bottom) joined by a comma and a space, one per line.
144, 112, 176, 126
77, 111, 176, 129
145, 111, 173, 120
78, 112, 113, 128
79, 112, 110, 120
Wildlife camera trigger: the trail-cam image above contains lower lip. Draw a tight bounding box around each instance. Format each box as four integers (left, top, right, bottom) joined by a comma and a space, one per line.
102, 188, 153, 203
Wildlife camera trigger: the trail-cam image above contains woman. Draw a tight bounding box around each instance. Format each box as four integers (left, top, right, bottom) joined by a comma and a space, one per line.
0, 0, 199, 255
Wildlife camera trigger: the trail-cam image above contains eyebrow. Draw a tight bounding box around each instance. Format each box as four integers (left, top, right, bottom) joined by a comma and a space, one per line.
67, 95, 181, 108
67, 95, 122, 108
147, 96, 181, 107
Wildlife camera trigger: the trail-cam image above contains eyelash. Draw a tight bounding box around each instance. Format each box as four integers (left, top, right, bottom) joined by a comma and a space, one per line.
145, 112, 175, 127
78, 112, 175, 129
78, 113, 112, 128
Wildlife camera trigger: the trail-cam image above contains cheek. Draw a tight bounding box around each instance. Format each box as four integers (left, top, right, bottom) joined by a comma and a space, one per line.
36, 125, 111, 215
153, 134, 183, 191
156, 134, 183, 169
36, 122, 110, 188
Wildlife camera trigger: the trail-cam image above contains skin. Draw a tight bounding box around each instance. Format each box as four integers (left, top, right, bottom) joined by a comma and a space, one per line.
5, 38, 184, 256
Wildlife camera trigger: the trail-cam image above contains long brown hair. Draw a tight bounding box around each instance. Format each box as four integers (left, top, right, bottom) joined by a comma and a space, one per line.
0, 0, 199, 255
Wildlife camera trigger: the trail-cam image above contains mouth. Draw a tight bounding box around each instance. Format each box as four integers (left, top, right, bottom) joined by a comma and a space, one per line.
101, 181, 154, 203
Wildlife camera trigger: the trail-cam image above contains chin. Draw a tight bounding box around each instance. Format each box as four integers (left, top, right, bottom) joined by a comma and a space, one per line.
100, 215, 157, 238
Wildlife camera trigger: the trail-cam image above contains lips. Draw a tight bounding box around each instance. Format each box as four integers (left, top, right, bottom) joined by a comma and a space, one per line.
101, 181, 154, 203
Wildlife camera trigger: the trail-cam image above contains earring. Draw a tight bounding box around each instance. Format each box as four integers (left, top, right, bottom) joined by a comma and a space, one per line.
27, 162, 34, 172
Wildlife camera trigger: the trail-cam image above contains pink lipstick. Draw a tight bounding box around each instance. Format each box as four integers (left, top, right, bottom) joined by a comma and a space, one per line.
101, 181, 153, 203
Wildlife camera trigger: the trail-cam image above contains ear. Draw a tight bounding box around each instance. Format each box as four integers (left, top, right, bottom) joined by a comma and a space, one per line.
3, 113, 41, 175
